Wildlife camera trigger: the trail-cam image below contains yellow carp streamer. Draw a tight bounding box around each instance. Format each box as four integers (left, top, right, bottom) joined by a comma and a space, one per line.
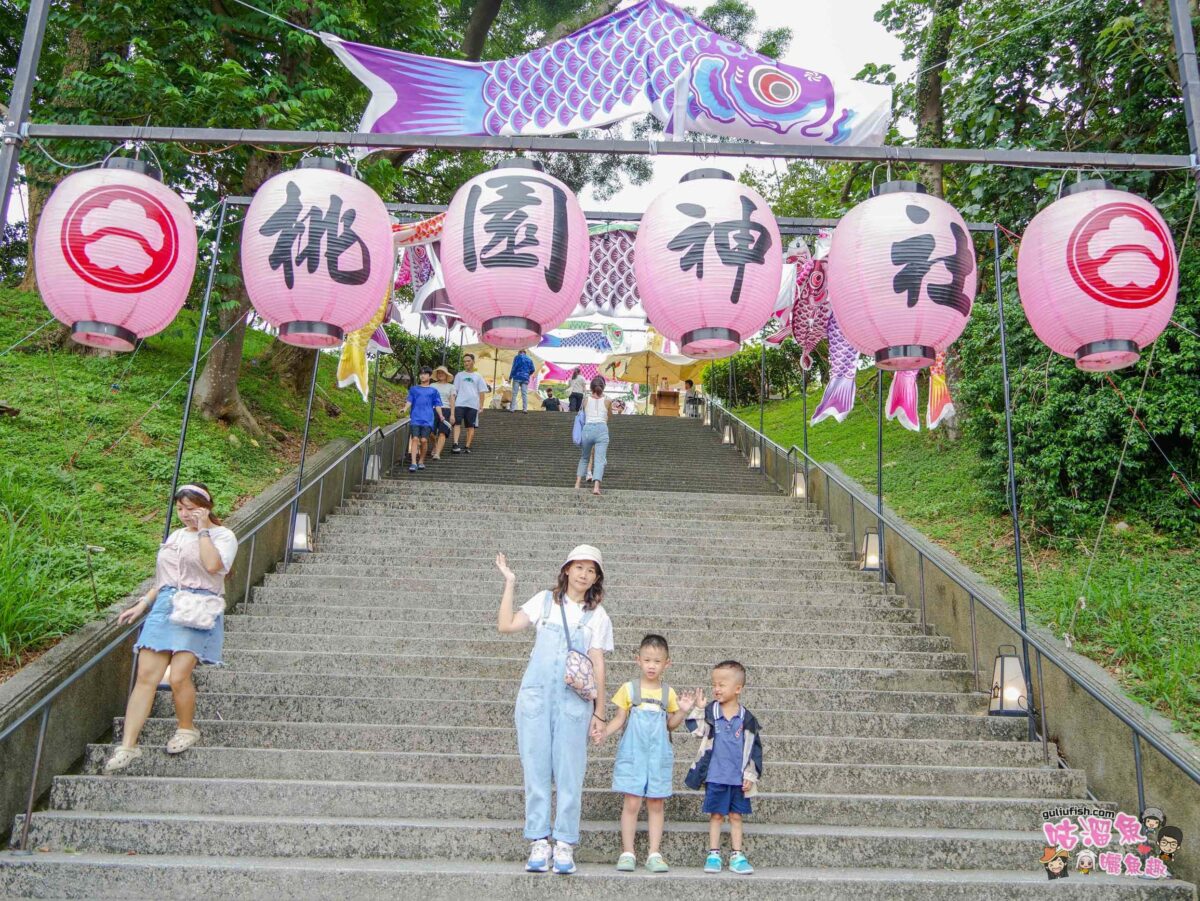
337, 292, 391, 402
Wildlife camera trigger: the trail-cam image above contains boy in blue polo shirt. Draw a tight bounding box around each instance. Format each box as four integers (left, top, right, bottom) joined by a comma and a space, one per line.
684, 660, 763, 875
404, 367, 446, 473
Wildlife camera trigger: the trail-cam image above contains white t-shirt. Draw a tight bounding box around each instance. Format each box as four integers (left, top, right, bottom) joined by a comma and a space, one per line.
433, 382, 453, 406
452, 371, 490, 409
519, 590, 614, 653
569, 376, 587, 395
584, 395, 608, 424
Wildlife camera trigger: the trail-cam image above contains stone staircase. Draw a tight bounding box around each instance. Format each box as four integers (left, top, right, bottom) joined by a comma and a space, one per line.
2, 414, 1194, 898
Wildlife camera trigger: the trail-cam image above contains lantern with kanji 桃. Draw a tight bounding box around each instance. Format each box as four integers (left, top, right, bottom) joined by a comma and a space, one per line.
1017, 181, 1177, 371
634, 169, 782, 359
827, 181, 976, 370
241, 158, 393, 348
440, 159, 589, 349
35, 158, 198, 351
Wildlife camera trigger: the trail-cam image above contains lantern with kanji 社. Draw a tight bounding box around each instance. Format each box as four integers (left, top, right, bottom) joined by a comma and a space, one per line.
1017, 181, 1177, 371
241, 158, 393, 348
634, 169, 782, 359
827, 181, 976, 370
440, 159, 589, 349
35, 158, 198, 351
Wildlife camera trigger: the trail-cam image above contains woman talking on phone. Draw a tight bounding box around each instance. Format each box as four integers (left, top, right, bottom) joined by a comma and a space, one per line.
102, 483, 238, 774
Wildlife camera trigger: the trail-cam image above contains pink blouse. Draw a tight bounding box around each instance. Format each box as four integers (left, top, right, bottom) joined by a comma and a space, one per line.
152, 526, 239, 596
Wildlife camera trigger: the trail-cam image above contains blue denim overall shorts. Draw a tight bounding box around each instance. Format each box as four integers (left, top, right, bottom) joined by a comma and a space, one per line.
611, 681, 674, 799
515, 592, 595, 845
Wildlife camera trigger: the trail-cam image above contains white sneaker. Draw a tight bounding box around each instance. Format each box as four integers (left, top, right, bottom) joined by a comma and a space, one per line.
526, 838, 551, 873
553, 840, 577, 875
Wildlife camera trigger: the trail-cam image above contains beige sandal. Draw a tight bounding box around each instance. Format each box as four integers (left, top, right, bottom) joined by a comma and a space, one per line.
102, 746, 142, 774
166, 727, 201, 755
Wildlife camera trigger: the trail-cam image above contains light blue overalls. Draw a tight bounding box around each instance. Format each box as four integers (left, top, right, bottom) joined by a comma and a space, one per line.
515, 591, 594, 845
611, 680, 674, 799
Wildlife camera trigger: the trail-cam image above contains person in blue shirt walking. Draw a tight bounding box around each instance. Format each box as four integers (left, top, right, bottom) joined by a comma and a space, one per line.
403, 367, 446, 473
684, 660, 764, 875
509, 348, 536, 413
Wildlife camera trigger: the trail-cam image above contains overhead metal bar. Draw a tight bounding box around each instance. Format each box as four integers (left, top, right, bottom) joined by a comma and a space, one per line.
23, 124, 1194, 171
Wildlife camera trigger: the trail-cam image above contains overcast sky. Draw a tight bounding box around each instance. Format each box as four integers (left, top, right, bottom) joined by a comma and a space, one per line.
581, 0, 908, 211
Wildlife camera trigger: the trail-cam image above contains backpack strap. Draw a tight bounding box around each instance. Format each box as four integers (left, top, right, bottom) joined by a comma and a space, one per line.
540, 591, 553, 624
627, 680, 639, 709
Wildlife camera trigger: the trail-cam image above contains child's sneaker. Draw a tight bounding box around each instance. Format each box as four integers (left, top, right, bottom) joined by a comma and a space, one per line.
729, 851, 754, 875
704, 850, 723, 873
451, 444, 462, 454
525, 838, 551, 873
553, 841, 576, 875
645, 852, 669, 873
615, 851, 636, 872
408, 464, 417, 473
417, 463, 425, 470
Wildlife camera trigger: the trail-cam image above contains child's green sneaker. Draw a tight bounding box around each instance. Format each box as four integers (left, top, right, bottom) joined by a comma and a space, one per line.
729, 851, 754, 875
645, 853, 669, 873
616, 852, 636, 872
703, 850, 723, 873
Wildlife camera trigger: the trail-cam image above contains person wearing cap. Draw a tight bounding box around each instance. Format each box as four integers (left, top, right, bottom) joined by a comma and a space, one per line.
103, 483, 238, 773
495, 544, 615, 875
404, 366, 446, 473
430, 366, 455, 459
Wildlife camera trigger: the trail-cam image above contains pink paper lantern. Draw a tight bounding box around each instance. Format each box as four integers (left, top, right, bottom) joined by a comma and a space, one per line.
827, 181, 977, 370
634, 169, 782, 359
440, 159, 589, 349
35, 159, 198, 351
1017, 181, 1177, 371
241, 158, 393, 348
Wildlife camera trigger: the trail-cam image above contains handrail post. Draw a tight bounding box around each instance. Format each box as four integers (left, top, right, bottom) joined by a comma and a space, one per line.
1132, 731, 1147, 813
243, 533, 256, 603
1035, 649, 1050, 765
876, 371, 886, 586
284, 350, 321, 569
15, 706, 51, 852
968, 594, 980, 693
918, 550, 927, 628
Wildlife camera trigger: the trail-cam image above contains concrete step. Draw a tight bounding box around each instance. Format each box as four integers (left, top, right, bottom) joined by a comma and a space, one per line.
353, 484, 801, 505
243, 598, 923, 625
326, 506, 825, 527
3, 854, 1191, 901
11, 811, 1072, 871
117, 720, 1051, 769
258, 573, 898, 599
219, 634, 969, 670
190, 672, 984, 715
149, 694, 1018, 740
77, 746, 1087, 797
215, 651, 977, 691
225, 612, 936, 639
297, 547, 857, 567
286, 559, 867, 581
389, 472, 780, 494
49, 776, 1098, 831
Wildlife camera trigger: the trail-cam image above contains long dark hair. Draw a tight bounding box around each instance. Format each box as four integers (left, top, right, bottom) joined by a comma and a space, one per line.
553, 562, 604, 611
174, 482, 222, 525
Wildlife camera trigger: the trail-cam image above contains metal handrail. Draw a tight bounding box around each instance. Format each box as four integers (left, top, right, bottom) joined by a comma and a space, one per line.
704, 396, 1200, 791
1, 416, 408, 850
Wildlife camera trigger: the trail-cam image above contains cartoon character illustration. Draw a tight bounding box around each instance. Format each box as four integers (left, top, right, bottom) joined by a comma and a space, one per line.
1040, 846, 1070, 879
1158, 826, 1182, 863
1075, 849, 1096, 874
324, 0, 891, 148
1141, 806, 1165, 843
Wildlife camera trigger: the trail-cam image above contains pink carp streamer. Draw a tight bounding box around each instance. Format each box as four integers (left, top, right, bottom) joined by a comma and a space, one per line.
790, 258, 827, 370
886, 370, 920, 432
811, 309, 859, 425
926, 350, 956, 429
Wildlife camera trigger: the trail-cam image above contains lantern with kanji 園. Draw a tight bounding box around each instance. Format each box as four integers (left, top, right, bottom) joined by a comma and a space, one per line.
827, 181, 977, 370
1017, 180, 1177, 371
241, 158, 393, 348
634, 169, 782, 359
35, 158, 198, 351
440, 159, 589, 349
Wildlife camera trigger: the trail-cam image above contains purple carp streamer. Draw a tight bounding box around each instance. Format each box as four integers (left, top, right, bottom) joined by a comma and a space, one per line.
323, 0, 891, 146
811, 309, 860, 425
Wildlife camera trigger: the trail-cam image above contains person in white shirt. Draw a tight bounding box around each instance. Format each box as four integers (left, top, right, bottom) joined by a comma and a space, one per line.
576, 376, 612, 496
567, 369, 587, 413
450, 353, 491, 454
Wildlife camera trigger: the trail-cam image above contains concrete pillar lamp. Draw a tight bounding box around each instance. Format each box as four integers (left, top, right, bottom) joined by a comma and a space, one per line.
721, 424, 735, 445
858, 529, 881, 571
791, 470, 807, 499
989, 644, 1029, 716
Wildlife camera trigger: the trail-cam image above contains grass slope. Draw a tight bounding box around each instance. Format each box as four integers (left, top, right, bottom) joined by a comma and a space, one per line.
0, 288, 404, 670
736, 378, 1199, 742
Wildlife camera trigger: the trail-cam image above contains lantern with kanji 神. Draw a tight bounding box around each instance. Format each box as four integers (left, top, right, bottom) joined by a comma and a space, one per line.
440, 159, 589, 349
241, 158, 393, 348
634, 169, 782, 359
827, 181, 976, 370
1017, 181, 1177, 371
35, 158, 198, 351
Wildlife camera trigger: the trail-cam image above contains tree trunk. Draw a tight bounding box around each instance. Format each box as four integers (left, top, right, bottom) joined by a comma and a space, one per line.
265, 340, 318, 394
19, 179, 52, 292
462, 0, 504, 60
541, 0, 623, 46
914, 0, 962, 197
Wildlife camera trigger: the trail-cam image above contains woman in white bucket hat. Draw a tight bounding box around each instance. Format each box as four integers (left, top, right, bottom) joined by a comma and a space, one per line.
496, 544, 614, 875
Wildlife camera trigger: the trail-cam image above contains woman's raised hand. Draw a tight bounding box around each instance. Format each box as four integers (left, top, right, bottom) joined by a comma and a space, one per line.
495, 552, 516, 583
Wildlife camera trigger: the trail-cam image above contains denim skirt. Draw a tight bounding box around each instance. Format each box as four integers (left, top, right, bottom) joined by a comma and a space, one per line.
134, 586, 225, 665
